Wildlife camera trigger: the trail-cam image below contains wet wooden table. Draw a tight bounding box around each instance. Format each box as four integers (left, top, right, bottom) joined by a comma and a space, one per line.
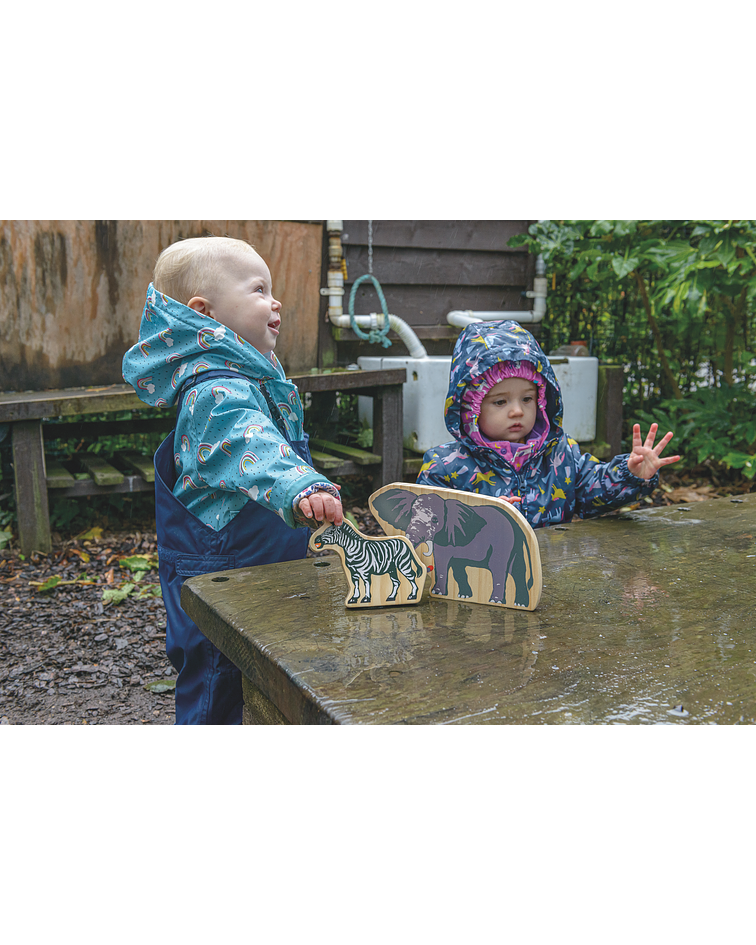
181, 494, 756, 724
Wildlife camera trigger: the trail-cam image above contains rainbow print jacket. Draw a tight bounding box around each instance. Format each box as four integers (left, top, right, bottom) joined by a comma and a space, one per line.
122, 285, 329, 530
416, 320, 656, 528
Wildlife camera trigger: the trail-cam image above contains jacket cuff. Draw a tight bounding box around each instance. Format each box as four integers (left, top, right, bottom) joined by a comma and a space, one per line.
616, 454, 659, 490
292, 482, 341, 524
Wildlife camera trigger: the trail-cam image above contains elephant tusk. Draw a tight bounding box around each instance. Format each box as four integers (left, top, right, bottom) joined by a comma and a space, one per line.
421, 541, 434, 557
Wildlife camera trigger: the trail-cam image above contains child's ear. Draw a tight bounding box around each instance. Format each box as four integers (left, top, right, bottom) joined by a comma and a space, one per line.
186, 296, 211, 316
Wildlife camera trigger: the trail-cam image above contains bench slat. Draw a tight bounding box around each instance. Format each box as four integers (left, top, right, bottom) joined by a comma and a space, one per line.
115, 451, 155, 482
78, 455, 125, 486
45, 459, 77, 489
308, 450, 343, 470
309, 438, 382, 465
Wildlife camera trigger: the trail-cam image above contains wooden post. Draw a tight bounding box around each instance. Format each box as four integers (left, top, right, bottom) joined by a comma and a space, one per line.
12, 421, 52, 554
366, 384, 404, 490
596, 365, 624, 458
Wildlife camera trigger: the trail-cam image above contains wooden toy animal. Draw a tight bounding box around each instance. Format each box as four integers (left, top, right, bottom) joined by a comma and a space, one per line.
309, 520, 427, 609
370, 483, 542, 611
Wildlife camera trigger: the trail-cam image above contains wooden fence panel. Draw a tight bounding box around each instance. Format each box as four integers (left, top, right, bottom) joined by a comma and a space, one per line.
0, 220, 322, 391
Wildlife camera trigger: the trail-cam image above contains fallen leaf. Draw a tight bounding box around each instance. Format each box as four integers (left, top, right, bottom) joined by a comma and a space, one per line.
102, 583, 136, 605
36, 575, 63, 593
666, 487, 712, 503
119, 554, 158, 573
78, 526, 103, 541
143, 679, 176, 693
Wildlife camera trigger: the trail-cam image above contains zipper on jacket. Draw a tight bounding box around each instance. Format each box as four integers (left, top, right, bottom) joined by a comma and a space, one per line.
258, 379, 289, 439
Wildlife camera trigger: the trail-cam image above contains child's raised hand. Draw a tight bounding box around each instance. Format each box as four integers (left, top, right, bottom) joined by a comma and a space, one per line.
297, 490, 344, 526
627, 423, 681, 480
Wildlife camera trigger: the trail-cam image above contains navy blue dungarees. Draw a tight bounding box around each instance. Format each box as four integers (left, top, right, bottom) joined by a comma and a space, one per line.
154, 372, 312, 725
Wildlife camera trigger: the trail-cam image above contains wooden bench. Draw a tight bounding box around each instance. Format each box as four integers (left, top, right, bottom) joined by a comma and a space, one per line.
0, 368, 406, 555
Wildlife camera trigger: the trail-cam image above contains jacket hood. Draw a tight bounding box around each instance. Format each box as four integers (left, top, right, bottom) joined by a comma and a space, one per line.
444, 320, 564, 451
122, 285, 285, 407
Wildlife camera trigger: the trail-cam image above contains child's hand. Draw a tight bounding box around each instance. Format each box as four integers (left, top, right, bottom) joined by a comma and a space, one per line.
297, 491, 344, 526
627, 423, 681, 480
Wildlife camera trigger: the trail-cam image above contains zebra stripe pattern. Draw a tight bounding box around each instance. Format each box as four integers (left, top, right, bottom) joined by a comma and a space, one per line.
313, 523, 423, 604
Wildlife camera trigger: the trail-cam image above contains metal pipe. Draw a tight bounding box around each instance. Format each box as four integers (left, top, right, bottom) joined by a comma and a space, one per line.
446, 309, 544, 328
327, 312, 428, 359
323, 220, 428, 359
446, 247, 548, 328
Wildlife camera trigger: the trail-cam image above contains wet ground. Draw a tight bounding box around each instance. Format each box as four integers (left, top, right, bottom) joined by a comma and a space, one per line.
0, 506, 385, 725
0, 530, 176, 725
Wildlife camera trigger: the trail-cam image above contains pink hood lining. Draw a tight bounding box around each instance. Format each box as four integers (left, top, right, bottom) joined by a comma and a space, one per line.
461, 360, 550, 470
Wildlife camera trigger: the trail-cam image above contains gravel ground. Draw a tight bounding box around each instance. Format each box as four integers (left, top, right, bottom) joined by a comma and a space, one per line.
0, 506, 384, 726
0, 529, 175, 725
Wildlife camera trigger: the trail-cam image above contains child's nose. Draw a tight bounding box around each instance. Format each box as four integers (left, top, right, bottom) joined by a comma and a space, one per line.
510, 401, 524, 416
271, 296, 282, 311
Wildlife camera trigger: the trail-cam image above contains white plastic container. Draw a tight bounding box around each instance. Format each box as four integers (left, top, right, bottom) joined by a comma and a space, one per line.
549, 356, 598, 442
357, 354, 599, 454
358, 356, 452, 454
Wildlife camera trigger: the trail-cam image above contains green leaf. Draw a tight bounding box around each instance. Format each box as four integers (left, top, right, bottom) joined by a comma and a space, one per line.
144, 679, 176, 693
611, 255, 639, 279
37, 575, 62, 593
507, 234, 529, 248
102, 583, 136, 605
568, 256, 590, 280
589, 220, 614, 237
0, 529, 12, 550
714, 236, 736, 267
721, 451, 756, 470
119, 554, 157, 573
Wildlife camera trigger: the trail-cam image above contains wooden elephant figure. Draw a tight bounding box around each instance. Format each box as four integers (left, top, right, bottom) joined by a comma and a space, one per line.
370, 484, 541, 611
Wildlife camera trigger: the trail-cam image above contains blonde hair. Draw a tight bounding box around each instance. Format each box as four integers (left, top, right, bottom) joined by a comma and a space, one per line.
153, 236, 259, 305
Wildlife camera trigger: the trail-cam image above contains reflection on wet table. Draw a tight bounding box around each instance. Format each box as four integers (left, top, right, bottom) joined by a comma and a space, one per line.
181, 495, 756, 724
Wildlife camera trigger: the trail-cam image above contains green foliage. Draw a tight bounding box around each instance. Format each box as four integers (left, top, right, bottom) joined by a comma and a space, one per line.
510, 220, 756, 472
634, 385, 756, 478
44, 409, 167, 462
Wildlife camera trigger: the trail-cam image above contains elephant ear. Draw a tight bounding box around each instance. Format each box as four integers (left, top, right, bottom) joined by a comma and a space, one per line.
371, 489, 417, 530
438, 500, 487, 546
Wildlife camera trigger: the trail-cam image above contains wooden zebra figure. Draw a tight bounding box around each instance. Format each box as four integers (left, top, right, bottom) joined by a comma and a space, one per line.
309, 520, 427, 608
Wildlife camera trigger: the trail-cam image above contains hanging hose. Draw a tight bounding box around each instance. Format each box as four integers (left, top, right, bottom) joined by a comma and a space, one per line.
348, 274, 393, 348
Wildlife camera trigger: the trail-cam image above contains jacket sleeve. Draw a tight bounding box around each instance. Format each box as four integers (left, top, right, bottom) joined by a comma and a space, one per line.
184, 380, 332, 528
572, 441, 658, 518
416, 449, 452, 488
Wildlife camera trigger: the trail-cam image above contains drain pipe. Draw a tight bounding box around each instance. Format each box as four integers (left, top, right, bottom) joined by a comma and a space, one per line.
323, 220, 428, 359
446, 253, 548, 329
329, 310, 428, 359
323, 219, 346, 320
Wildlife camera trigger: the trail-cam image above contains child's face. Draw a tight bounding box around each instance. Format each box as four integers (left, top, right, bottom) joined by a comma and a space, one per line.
190, 252, 282, 354
478, 377, 538, 443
